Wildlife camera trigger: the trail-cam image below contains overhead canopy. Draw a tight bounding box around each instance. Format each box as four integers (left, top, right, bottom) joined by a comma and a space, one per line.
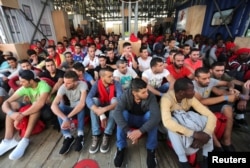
51, 0, 185, 21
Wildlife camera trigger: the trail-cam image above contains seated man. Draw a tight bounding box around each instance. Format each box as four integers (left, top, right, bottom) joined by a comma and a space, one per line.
51, 70, 88, 154
0, 70, 50, 160
210, 62, 250, 129
86, 67, 122, 154
72, 62, 95, 87
166, 52, 193, 80
113, 60, 138, 90
38, 59, 65, 103
193, 67, 238, 152
113, 78, 160, 168
8, 59, 42, 92
142, 57, 175, 97
161, 78, 216, 168
184, 48, 203, 72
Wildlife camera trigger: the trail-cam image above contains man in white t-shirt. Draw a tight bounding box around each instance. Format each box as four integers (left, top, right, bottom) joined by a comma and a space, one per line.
142, 57, 175, 97
113, 60, 138, 90
82, 47, 99, 69
138, 46, 152, 73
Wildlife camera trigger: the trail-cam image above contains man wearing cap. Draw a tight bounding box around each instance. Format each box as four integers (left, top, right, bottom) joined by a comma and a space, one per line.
227, 48, 250, 81
0, 70, 51, 160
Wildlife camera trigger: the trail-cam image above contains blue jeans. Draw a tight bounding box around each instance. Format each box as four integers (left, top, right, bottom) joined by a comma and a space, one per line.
158, 82, 169, 93
57, 103, 85, 136
116, 110, 158, 150
90, 97, 117, 135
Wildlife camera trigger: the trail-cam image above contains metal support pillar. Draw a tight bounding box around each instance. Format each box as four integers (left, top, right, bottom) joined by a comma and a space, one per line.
121, 1, 125, 39
128, 2, 131, 34
213, 0, 232, 38
0, 6, 13, 43
134, 1, 138, 36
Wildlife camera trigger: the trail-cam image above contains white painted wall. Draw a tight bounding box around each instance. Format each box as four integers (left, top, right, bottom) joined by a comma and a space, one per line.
1, 0, 56, 44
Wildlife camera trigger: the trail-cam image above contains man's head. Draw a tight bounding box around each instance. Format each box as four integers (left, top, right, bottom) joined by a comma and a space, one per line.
189, 48, 200, 62
63, 70, 79, 90
131, 78, 148, 100
46, 45, 56, 57
168, 38, 176, 48
88, 46, 95, 58
72, 62, 85, 78
139, 46, 148, 59
194, 67, 211, 87
174, 77, 195, 99
20, 59, 32, 70
45, 59, 56, 73
116, 60, 127, 74
122, 42, 132, 54
210, 62, 225, 79
98, 55, 107, 67
19, 70, 39, 88
74, 43, 82, 54
64, 52, 73, 63
27, 49, 38, 61
57, 42, 64, 50
217, 39, 224, 48
99, 67, 114, 85
106, 48, 115, 59
7, 57, 18, 68
183, 44, 191, 55
150, 57, 164, 73
173, 52, 185, 69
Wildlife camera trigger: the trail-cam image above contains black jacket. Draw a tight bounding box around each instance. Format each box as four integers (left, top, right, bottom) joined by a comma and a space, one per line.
113, 88, 161, 134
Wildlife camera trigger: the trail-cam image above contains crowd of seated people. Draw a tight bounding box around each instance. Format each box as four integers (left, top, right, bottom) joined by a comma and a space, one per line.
0, 31, 250, 168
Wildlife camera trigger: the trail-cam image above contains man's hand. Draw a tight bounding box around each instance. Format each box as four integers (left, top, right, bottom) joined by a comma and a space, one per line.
46, 95, 52, 104
244, 80, 250, 89
95, 107, 107, 116
237, 100, 247, 111
193, 131, 210, 144
228, 94, 237, 103
127, 129, 142, 144
61, 120, 71, 130
10, 112, 24, 121
191, 139, 203, 149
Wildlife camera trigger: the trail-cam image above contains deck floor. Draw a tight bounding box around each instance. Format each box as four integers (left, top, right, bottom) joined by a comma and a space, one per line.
0, 114, 250, 168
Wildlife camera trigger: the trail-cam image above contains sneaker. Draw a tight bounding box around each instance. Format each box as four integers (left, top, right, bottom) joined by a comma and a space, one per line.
0, 138, 19, 156
100, 134, 110, 153
59, 137, 75, 155
74, 135, 84, 152
9, 138, 29, 160
147, 149, 157, 168
114, 148, 125, 167
179, 162, 192, 168
89, 136, 100, 154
